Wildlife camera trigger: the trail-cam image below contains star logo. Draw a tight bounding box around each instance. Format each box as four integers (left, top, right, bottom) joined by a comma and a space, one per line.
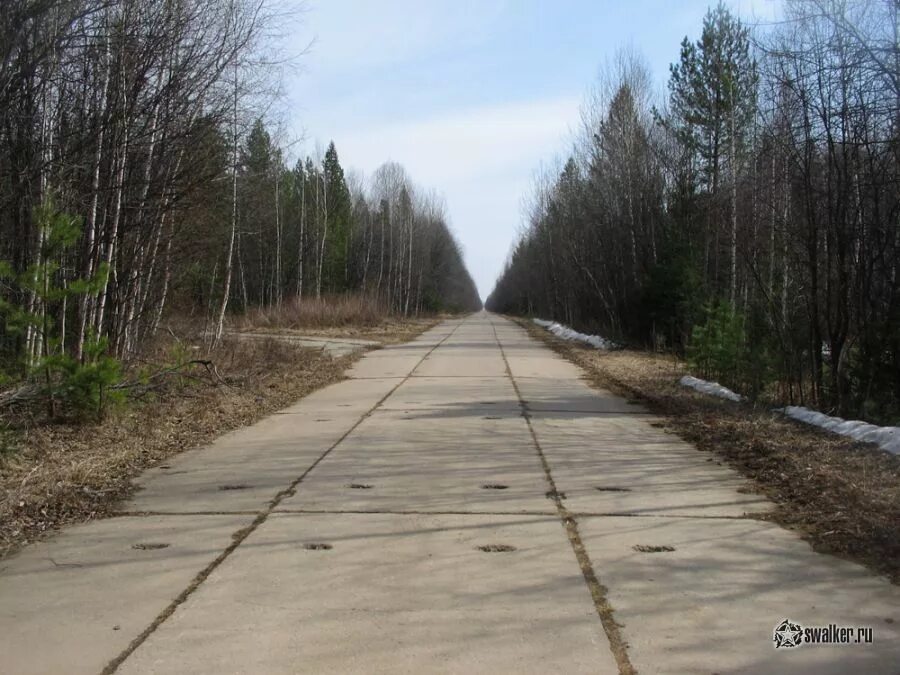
773, 618, 804, 649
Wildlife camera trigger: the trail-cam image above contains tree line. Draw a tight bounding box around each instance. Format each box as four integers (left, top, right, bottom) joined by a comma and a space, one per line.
0, 0, 479, 389
487, 0, 899, 421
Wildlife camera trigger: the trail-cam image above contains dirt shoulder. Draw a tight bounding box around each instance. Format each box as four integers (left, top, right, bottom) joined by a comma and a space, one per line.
517, 318, 900, 584
0, 317, 434, 559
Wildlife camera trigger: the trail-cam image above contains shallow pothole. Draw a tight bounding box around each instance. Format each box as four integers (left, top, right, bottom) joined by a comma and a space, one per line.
481, 484, 509, 490
347, 483, 373, 489
596, 486, 632, 492
132, 543, 170, 550
483, 415, 503, 420
219, 484, 249, 491
303, 543, 333, 551
477, 544, 516, 553
633, 544, 675, 553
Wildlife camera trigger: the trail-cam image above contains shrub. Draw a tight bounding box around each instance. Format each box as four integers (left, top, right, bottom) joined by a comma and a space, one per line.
38, 337, 123, 420
688, 301, 745, 386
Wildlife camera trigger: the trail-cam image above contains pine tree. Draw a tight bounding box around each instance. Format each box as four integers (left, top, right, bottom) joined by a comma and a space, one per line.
665, 2, 757, 302
321, 142, 352, 292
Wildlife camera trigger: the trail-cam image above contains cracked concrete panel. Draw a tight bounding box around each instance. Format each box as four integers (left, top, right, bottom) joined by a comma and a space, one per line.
577, 515, 900, 674
277, 410, 552, 513
0, 515, 248, 675
118, 513, 618, 675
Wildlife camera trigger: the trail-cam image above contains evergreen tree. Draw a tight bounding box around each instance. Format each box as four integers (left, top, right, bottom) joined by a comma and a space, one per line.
322, 142, 352, 292
666, 3, 757, 195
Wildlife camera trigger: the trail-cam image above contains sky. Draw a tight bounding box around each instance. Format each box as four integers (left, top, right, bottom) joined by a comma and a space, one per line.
284, 0, 781, 300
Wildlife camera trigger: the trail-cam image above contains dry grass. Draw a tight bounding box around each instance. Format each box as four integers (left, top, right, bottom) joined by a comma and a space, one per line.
0, 336, 349, 558
520, 319, 900, 583
240, 316, 441, 346
238, 293, 389, 329
233, 293, 444, 345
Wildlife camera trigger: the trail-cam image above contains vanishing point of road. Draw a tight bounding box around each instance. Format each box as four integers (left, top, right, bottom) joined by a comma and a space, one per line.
2, 313, 898, 673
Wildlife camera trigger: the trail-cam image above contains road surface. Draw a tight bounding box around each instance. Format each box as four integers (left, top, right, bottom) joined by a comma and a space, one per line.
1, 313, 898, 673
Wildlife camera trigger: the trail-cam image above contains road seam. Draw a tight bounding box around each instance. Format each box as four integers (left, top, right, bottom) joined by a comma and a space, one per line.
490, 316, 636, 675
110, 508, 761, 520
102, 320, 466, 674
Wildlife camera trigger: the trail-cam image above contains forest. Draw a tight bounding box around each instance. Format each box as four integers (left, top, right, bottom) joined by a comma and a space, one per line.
487, 0, 899, 421
0, 0, 480, 403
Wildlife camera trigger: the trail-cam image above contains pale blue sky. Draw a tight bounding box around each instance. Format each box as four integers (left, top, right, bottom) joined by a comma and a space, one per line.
285, 0, 780, 299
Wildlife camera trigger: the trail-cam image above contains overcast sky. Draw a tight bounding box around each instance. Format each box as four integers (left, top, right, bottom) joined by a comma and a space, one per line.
284, 0, 781, 300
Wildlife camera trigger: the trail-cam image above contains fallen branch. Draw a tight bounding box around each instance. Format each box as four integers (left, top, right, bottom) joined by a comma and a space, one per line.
114, 359, 231, 392
0, 384, 41, 407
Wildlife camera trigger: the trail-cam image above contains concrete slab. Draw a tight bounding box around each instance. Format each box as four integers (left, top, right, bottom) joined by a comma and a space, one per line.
578, 515, 900, 674
414, 348, 509, 377
0, 515, 248, 675
277, 376, 399, 414
118, 513, 618, 675
529, 413, 770, 517
125, 410, 362, 513
277, 410, 553, 513
518, 378, 647, 414
346, 352, 428, 378
380, 375, 520, 412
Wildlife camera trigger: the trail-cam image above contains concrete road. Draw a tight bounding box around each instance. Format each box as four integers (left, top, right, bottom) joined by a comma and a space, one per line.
1, 312, 898, 674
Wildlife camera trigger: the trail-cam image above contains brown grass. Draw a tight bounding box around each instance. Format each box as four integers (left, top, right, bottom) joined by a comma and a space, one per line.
519, 319, 900, 583
233, 293, 443, 345
0, 336, 349, 558
238, 293, 389, 329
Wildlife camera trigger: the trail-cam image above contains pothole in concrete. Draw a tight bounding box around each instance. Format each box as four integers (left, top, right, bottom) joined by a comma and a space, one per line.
481, 484, 509, 490
132, 543, 170, 550
545, 489, 567, 500
596, 486, 632, 492
477, 544, 516, 553
303, 543, 333, 551
347, 483, 373, 489
633, 544, 675, 553
158, 464, 172, 470
219, 484, 250, 491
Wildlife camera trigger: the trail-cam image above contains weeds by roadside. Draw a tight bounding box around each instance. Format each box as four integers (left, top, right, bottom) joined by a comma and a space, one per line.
238, 293, 389, 329
234, 293, 441, 344
0, 336, 348, 558
518, 318, 900, 584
